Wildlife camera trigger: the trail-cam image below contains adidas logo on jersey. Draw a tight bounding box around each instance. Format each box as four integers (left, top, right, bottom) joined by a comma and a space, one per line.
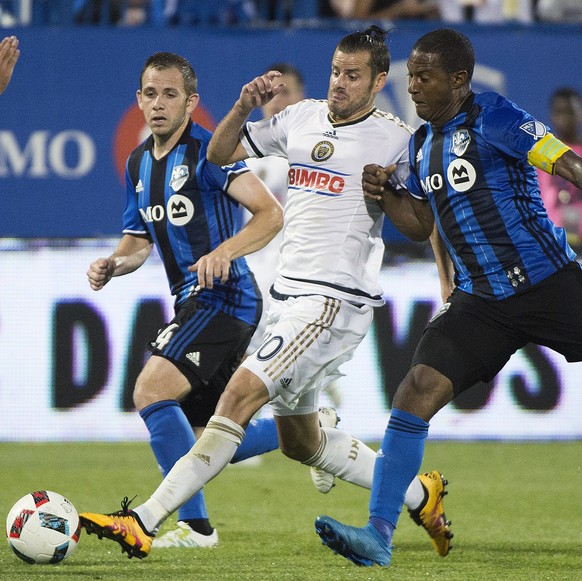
416, 149, 423, 163
280, 377, 292, 388
322, 129, 338, 140
135, 179, 144, 193
186, 351, 200, 366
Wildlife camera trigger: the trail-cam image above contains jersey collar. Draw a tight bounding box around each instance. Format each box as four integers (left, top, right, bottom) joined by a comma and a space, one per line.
327, 106, 376, 128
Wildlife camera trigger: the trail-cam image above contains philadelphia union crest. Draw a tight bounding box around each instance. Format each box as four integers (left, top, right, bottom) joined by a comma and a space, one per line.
311, 141, 334, 162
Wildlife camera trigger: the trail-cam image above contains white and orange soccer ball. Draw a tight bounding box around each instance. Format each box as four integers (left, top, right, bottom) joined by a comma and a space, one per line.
6, 490, 80, 564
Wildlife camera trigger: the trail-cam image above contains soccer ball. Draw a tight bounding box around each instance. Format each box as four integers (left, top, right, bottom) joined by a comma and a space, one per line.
5, 490, 81, 564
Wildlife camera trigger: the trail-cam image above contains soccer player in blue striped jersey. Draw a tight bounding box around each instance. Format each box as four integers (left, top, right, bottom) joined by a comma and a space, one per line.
86, 52, 283, 549
315, 28, 582, 567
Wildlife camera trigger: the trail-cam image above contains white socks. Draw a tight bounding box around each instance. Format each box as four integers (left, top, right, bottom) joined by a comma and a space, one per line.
404, 474, 426, 511
135, 415, 244, 533
304, 426, 426, 510
303, 427, 375, 488
134, 416, 428, 534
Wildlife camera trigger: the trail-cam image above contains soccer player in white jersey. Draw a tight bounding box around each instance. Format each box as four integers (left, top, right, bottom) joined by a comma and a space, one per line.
79, 26, 455, 560
244, 63, 343, 416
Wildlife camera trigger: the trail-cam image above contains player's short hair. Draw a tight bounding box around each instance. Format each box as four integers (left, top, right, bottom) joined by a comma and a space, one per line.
264, 62, 304, 88
336, 25, 391, 78
141, 52, 198, 95
412, 29, 475, 81
551, 87, 582, 106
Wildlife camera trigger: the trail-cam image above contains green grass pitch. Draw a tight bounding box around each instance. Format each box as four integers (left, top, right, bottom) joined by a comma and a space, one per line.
1, 441, 581, 580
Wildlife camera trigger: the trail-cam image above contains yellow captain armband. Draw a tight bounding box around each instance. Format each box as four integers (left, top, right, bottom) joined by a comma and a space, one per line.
527, 133, 570, 175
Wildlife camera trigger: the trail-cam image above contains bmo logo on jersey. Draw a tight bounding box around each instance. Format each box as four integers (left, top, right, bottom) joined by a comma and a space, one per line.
446, 159, 477, 192
140, 194, 195, 226
420, 160, 477, 194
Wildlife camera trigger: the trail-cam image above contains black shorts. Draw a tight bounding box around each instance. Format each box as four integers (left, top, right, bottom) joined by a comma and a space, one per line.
412, 262, 582, 395
149, 298, 255, 426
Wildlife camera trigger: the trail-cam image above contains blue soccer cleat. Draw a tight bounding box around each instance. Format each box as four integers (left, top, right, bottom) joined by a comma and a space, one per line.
314, 516, 392, 567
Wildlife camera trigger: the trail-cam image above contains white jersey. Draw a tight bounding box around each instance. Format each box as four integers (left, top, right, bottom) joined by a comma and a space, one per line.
240, 99, 412, 307
245, 155, 290, 206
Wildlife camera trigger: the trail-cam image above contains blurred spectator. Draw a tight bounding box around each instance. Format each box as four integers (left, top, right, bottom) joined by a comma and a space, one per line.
438, 0, 533, 22
0, 0, 17, 26
74, 0, 123, 24
119, 0, 147, 25
165, 0, 257, 25
320, 0, 440, 19
72, 0, 258, 26
536, 0, 582, 22
538, 87, 582, 253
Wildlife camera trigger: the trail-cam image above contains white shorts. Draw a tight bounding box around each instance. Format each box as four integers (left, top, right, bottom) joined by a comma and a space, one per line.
241, 294, 373, 416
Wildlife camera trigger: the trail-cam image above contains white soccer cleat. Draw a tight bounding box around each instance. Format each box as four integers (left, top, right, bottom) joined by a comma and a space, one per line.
310, 407, 340, 494
318, 406, 340, 429
152, 521, 219, 549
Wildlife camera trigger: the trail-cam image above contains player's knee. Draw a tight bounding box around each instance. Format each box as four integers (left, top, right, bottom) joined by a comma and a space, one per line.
393, 364, 452, 420
215, 371, 269, 425
279, 442, 311, 462
133, 379, 161, 410
133, 376, 185, 411
278, 436, 316, 462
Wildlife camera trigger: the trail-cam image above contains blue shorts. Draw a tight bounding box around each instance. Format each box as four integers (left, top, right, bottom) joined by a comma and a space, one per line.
149, 297, 255, 425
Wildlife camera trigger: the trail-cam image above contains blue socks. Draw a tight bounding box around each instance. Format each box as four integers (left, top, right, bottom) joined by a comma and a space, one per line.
231, 417, 279, 463
368, 409, 429, 541
140, 400, 209, 521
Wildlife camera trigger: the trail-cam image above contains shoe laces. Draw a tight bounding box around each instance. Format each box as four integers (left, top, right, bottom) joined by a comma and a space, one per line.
112, 495, 137, 517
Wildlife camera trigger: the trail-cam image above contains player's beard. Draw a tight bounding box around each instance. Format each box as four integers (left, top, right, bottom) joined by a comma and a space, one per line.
328, 80, 375, 121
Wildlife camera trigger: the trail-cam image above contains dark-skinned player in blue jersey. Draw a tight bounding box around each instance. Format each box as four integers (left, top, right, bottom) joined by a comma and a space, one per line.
316, 28, 582, 567
87, 52, 283, 550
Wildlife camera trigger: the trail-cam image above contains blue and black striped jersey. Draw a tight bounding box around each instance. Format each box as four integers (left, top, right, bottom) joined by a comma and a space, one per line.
122, 120, 261, 326
407, 91, 576, 300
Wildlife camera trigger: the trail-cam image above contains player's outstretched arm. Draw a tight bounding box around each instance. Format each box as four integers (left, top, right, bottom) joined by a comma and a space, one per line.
0, 35, 20, 95
207, 71, 286, 166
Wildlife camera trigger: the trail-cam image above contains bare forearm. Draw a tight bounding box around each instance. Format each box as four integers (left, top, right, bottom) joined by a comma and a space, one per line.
378, 191, 433, 242
110, 235, 153, 277
219, 205, 283, 260
87, 234, 152, 290
430, 226, 455, 302
209, 71, 287, 166
189, 197, 283, 289
554, 149, 582, 191
363, 163, 433, 241
207, 102, 251, 166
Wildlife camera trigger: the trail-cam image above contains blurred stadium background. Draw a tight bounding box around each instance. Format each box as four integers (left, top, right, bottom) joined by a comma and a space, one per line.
1, 0, 581, 443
